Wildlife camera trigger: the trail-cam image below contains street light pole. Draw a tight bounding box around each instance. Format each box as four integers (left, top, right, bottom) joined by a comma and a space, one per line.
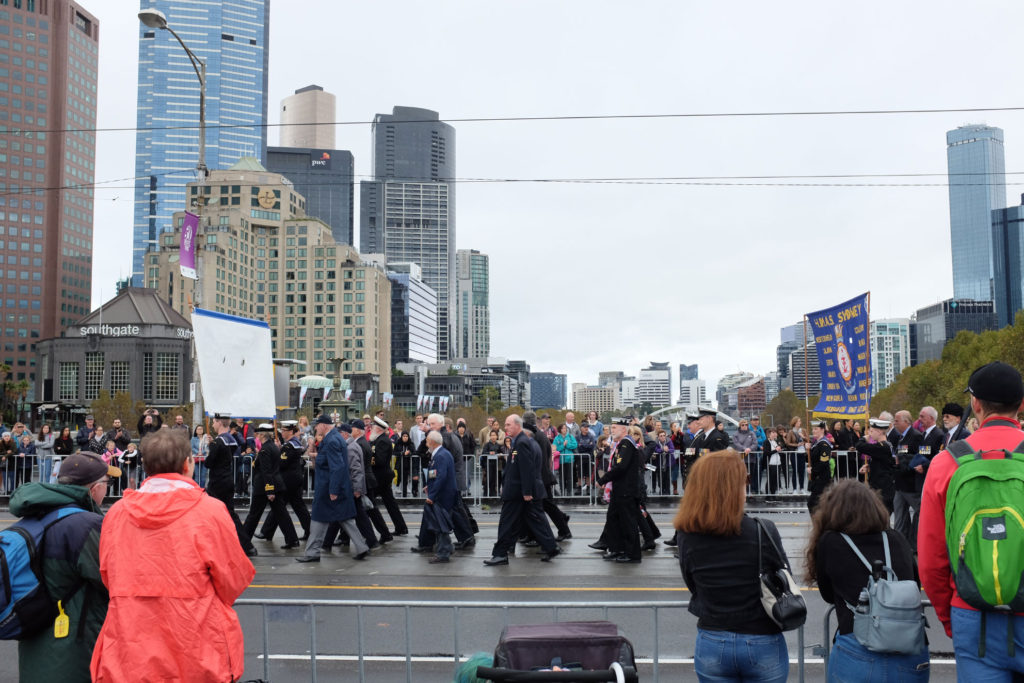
139, 8, 207, 428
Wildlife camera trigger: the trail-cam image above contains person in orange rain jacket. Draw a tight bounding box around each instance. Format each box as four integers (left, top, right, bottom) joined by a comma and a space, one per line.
91, 429, 255, 683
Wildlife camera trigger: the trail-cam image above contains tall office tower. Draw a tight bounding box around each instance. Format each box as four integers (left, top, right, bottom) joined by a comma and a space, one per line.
947, 125, 1006, 301
387, 262, 438, 364
870, 319, 911, 393
0, 1, 98, 393
132, 0, 270, 286
266, 147, 354, 246
913, 298, 998, 363
789, 345, 821, 401
360, 106, 456, 359
279, 85, 335, 149
992, 201, 1024, 327
530, 372, 567, 409
678, 379, 707, 408
637, 362, 671, 407
678, 363, 698, 381
455, 249, 489, 359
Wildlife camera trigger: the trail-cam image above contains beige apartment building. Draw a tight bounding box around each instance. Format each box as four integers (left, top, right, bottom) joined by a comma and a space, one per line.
148, 159, 391, 391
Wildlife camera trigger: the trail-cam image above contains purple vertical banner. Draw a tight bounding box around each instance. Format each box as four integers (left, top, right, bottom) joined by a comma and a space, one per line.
179, 211, 199, 280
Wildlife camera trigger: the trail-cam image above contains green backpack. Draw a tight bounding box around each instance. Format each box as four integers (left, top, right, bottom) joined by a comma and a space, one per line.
944, 438, 1024, 614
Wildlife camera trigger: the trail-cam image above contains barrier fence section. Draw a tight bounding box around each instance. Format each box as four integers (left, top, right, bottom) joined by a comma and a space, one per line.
234, 598, 813, 683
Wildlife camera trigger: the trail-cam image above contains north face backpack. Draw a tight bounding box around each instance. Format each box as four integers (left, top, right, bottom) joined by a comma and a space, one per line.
944, 439, 1024, 614
0, 505, 86, 640
840, 532, 927, 655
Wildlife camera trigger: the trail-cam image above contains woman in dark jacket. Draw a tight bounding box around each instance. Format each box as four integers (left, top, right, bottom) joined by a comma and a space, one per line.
805, 480, 927, 681
675, 450, 789, 682
396, 431, 417, 497
855, 418, 898, 514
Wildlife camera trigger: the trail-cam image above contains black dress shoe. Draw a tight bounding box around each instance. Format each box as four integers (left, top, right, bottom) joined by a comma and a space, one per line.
454, 538, 476, 549
557, 531, 572, 541
294, 555, 319, 563
253, 533, 267, 540
642, 541, 657, 551
540, 547, 561, 562
245, 547, 258, 557
281, 541, 301, 550
395, 530, 409, 536
353, 551, 369, 560
428, 556, 450, 564
379, 535, 395, 544
409, 546, 431, 553
483, 556, 509, 566
602, 551, 622, 561
300, 533, 310, 541
615, 556, 642, 564
588, 541, 607, 550
663, 536, 678, 547
523, 539, 540, 548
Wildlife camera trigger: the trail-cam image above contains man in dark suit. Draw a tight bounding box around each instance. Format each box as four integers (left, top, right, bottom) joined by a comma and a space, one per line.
891, 409, 924, 546
413, 430, 457, 564
941, 402, 971, 446
596, 417, 642, 563
523, 411, 571, 541
484, 414, 559, 566
699, 408, 730, 451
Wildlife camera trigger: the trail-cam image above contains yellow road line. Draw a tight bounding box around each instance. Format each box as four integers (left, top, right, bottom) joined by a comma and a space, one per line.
249, 583, 820, 593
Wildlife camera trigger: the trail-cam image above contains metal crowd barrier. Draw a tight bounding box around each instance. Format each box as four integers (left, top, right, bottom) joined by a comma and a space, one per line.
817, 599, 936, 669
233, 598, 807, 683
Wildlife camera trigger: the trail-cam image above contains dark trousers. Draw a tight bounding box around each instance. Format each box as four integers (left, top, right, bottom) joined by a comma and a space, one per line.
492, 497, 557, 557
373, 473, 408, 534
207, 482, 256, 553
260, 487, 311, 539
243, 493, 298, 545
451, 493, 474, 543
605, 495, 641, 560
639, 504, 661, 541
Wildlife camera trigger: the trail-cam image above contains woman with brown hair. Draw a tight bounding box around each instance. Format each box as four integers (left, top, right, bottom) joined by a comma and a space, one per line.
804, 479, 927, 681
675, 451, 790, 682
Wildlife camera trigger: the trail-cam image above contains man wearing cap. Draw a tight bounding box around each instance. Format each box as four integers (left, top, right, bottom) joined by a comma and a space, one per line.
678, 411, 703, 493
942, 402, 971, 446
75, 415, 96, 451
805, 421, 833, 512
242, 424, 300, 549
257, 421, 311, 542
596, 417, 642, 563
369, 416, 408, 536
700, 408, 730, 452
11, 452, 118, 681
855, 418, 898, 513
298, 415, 368, 562
920, 361, 1024, 675
352, 419, 394, 543
205, 415, 257, 557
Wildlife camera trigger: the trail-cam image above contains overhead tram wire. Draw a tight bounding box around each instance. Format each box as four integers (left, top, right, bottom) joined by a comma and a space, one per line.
3, 104, 1024, 137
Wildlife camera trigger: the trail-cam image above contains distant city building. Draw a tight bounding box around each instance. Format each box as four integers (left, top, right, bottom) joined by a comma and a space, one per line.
992, 201, 1024, 328
0, 0, 99, 394
947, 124, 1006, 301
266, 146, 354, 246
636, 362, 671, 407
870, 319, 911, 394
387, 262, 438, 365
279, 85, 335, 149
455, 249, 489, 359
737, 377, 767, 418
360, 107, 456, 359
133, 0, 270, 286
716, 372, 757, 416
620, 377, 638, 408
598, 371, 625, 387
571, 385, 618, 415
764, 371, 781, 404
530, 372, 567, 409
149, 160, 391, 391
678, 364, 698, 382
912, 298, 997, 364
396, 358, 528, 410
678, 379, 707, 408
789, 344, 821, 401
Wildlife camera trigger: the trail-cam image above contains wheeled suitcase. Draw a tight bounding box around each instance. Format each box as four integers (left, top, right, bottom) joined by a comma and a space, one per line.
476, 621, 639, 682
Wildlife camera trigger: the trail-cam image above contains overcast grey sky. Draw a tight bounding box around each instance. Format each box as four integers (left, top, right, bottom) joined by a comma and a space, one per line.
90, 1, 1024, 398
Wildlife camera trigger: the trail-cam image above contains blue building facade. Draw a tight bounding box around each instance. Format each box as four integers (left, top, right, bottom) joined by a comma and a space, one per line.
946, 125, 1006, 301
992, 203, 1024, 328
530, 372, 567, 410
387, 263, 438, 365
266, 146, 354, 246
132, 0, 270, 286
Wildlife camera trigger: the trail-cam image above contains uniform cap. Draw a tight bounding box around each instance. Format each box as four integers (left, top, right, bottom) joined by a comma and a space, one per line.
965, 361, 1024, 405
941, 402, 963, 418
372, 416, 389, 430
869, 418, 891, 430
314, 414, 333, 425
698, 408, 717, 417
256, 423, 275, 432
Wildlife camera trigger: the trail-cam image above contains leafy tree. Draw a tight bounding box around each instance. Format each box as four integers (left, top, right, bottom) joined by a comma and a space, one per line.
762, 389, 807, 428
89, 391, 148, 431
472, 386, 504, 414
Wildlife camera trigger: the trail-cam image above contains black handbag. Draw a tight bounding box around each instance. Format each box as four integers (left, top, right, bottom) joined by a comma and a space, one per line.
756, 518, 807, 631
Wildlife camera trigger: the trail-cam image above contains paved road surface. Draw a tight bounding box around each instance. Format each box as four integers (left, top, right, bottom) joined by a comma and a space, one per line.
0, 502, 957, 681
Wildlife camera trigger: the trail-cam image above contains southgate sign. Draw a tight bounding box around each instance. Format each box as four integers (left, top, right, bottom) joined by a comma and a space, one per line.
77, 324, 193, 339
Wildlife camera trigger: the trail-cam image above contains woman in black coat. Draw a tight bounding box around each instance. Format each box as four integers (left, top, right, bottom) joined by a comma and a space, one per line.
855, 418, 898, 514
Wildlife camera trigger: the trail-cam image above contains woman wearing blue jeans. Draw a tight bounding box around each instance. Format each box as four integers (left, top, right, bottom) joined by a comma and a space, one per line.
676, 451, 789, 682
807, 479, 929, 681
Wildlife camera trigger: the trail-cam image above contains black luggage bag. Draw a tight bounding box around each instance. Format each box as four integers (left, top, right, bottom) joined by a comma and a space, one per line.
476, 621, 639, 682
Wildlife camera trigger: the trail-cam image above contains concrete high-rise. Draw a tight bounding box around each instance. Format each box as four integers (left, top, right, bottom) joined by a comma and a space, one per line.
0, 1, 99, 393
455, 249, 489, 359
266, 147, 354, 246
132, 0, 270, 286
279, 85, 335, 149
360, 106, 456, 359
992, 201, 1024, 327
870, 319, 911, 394
947, 125, 1006, 301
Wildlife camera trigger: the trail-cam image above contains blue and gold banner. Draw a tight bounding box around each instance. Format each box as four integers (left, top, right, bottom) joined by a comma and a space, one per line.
805, 293, 871, 420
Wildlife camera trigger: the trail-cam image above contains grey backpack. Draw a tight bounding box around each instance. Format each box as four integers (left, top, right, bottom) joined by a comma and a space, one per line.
840, 532, 927, 655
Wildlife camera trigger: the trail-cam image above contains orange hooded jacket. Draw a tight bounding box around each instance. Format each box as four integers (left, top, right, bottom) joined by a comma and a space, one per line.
90, 473, 255, 682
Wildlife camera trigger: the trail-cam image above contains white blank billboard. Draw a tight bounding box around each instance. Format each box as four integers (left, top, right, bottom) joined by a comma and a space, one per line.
192, 308, 276, 419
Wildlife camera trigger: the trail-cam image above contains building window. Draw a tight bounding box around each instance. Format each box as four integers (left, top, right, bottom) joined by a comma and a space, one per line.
83, 351, 103, 400
155, 352, 178, 402
110, 360, 129, 396
59, 361, 77, 400
142, 352, 153, 401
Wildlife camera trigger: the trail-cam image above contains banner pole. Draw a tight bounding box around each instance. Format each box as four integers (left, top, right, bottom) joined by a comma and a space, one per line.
803, 315, 810, 428
864, 291, 872, 484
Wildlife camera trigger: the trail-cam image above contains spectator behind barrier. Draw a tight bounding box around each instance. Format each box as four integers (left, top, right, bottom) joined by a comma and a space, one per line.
90, 430, 255, 682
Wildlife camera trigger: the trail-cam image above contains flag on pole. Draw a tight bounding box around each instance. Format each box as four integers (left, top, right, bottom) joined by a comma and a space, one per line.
299, 386, 308, 408
365, 389, 373, 409
322, 386, 331, 401
344, 389, 352, 401
179, 211, 198, 280
805, 292, 872, 420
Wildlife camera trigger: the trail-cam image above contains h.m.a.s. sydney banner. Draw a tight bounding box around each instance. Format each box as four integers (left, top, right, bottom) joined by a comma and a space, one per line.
805, 293, 871, 420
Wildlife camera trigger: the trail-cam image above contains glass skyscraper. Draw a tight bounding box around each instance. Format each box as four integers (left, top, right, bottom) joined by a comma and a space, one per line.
992, 203, 1024, 328
455, 249, 489, 359
360, 106, 455, 359
132, 0, 269, 286
946, 125, 1006, 301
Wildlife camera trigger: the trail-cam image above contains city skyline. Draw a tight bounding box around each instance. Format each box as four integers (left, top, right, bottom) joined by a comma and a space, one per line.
79, 2, 1024, 395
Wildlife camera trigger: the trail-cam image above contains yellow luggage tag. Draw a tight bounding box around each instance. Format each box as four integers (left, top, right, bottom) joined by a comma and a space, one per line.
54, 600, 69, 639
